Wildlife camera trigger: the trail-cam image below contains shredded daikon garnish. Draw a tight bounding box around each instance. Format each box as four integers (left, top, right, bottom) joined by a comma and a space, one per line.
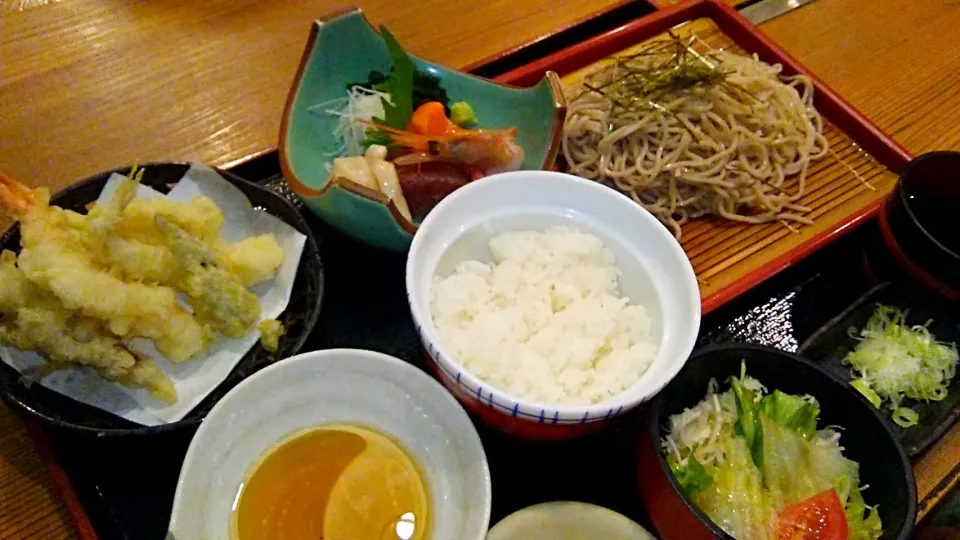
814, 428, 842, 446
663, 377, 737, 468
308, 85, 390, 158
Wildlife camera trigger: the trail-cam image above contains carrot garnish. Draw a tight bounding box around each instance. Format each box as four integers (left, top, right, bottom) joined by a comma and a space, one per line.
407, 101, 461, 136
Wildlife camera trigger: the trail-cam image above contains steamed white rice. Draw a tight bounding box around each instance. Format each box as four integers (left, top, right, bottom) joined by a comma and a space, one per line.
430, 226, 657, 406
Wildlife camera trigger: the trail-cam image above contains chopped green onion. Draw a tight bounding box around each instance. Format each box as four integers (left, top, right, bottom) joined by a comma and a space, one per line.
850, 379, 882, 409
892, 407, 919, 428
843, 304, 958, 429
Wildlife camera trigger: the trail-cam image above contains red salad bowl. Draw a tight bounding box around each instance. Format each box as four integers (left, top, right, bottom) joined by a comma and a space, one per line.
637, 344, 916, 540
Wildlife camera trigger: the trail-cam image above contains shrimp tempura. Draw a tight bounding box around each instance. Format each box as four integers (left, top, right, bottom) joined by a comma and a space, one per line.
6, 179, 208, 362
0, 251, 176, 402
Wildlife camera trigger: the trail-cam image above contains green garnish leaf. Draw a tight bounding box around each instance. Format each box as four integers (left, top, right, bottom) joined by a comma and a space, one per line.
376, 26, 415, 129
360, 25, 416, 148
667, 453, 713, 497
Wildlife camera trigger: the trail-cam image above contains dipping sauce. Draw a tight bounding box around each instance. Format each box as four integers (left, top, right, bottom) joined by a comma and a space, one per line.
232, 425, 428, 540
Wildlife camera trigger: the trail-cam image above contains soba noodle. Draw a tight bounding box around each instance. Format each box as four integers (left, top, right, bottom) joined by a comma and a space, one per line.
561, 42, 829, 239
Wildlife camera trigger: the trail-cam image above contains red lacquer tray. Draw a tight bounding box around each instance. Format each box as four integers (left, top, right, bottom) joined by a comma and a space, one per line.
486, 0, 913, 314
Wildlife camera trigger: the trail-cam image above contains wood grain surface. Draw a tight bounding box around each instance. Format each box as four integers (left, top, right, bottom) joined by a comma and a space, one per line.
0, 0, 630, 195
1, 0, 960, 536
0, 406, 77, 540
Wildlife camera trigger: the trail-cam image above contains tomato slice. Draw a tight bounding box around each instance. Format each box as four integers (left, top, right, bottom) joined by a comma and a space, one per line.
777, 489, 850, 540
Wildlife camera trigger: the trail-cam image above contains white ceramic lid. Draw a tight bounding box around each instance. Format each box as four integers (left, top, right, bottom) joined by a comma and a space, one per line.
487, 501, 657, 540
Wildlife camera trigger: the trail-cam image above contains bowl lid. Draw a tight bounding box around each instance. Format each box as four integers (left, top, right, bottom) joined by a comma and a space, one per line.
487, 501, 656, 540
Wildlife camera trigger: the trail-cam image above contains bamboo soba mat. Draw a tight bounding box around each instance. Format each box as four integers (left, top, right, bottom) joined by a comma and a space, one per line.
559, 18, 899, 311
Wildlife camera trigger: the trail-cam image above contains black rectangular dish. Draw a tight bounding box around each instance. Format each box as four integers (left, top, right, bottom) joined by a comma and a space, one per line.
800, 282, 960, 457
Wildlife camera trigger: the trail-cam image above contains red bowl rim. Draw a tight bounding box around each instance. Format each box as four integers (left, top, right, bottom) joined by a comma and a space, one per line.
878, 200, 960, 301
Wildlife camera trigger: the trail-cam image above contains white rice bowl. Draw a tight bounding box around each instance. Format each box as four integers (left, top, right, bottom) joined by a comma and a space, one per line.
406, 171, 700, 425
430, 226, 658, 405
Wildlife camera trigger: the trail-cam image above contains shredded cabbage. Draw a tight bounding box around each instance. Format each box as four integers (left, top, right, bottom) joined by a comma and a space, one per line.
662, 368, 882, 540
844, 304, 958, 427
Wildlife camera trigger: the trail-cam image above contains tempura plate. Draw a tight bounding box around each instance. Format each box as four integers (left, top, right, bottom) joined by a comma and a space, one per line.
483, 0, 910, 313
0, 163, 324, 436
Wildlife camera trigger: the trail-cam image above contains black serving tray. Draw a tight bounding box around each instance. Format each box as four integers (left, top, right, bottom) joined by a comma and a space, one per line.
20, 0, 956, 531
800, 281, 960, 457
36, 160, 906, 539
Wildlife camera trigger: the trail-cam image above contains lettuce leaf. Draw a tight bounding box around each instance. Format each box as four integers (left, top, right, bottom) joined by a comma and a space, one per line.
760, 413, 830, 503
759, 390, 820, 440
667, 453, 713, 497
729, 375, 764, 470
844, 484, 883, 540
697, 436, 777, 539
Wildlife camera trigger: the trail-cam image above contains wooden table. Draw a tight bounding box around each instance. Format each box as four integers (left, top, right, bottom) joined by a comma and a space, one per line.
1, 0, 959, 537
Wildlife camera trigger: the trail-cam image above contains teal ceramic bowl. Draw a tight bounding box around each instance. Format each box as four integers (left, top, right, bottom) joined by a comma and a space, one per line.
279, 8, 566, 252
